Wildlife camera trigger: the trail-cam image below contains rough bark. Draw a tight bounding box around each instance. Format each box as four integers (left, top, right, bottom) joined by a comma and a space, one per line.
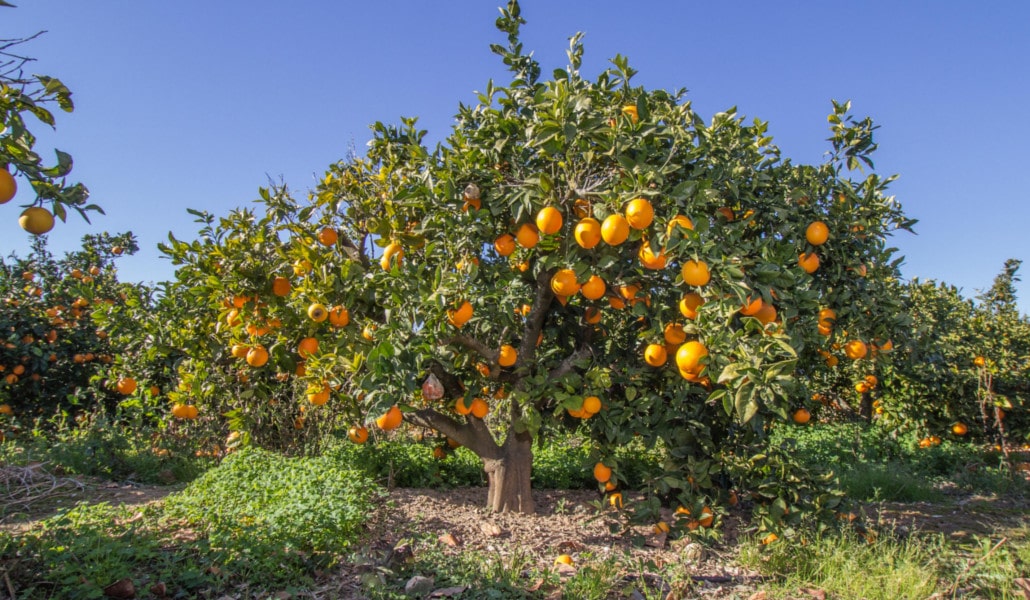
483, 428, 535, 514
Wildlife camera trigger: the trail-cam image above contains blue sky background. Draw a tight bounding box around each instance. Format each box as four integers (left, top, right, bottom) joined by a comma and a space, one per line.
3, 1, 1028, 313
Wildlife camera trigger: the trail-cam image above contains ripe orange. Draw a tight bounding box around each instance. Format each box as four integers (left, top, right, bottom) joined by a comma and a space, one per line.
638, 243, 667, 269
317, 227, 338, 246
676, 341, 708, 376
864, 374, 878, 389
582, 396, 602, 415
0, 169, 16, 203
362, 323, 377, 341
844, 340, 868, 360
679, 293, 704, 320
574, 218, 602, 249
952, 422, 968, 436
740, 296, 763, 316
666, 214, 694, 237
973, 356, 986, 367
271, 277, 291, 297
644, 343, 668, 367
601, 214, 630, 246
297, 337, 319, 358
855, 381, 870, 394
571, 198, 592, 218
328, 306, 350, 327
625, 198, 654, 230
493, 233, 515, 257
621, 105, 639, 123
753, 302, 777, 325
681, 260, 711, 287
19, 207, 55, 235
380, 241, 404, 271
806, 221, 829, 246
231, 344, 250, 359
171, 403, 199, 419
664, 323, 686, 345
550, 269, 580, 297
246, 345, 269, 367
293, 259, 312, 277
348, 425, 369, 444
593, 461, 612, 483
470, 397, 489, 419
111, 245, 124, 255
698, 507, 715, 528
584, 306, 602, 324
716, 207, 735, 221
0, 404, 12, 415
554, 554, 575, 567
609, 492, 624, 509
308, 303, 328, 322
536, 206, 563, 235
580, 275, 606, 300
498, 345, 517, 367
116, 377, 138, 395
793, 408, 811, 424
818, 308, 837, 328
798, 252, 819, 274
515, 223, 539, 248
762, 533, 779, 545
307, 383, 330, 405
375, 406, 403, 430
448, 300, 474, 328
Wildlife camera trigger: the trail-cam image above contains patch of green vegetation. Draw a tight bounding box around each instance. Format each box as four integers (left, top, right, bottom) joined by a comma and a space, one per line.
164, 446, 385, 585
3, 446, 387, 598
772, 422, 1026, 501
1, 410, 213, 485
737, 527, 1030, 599
327, 431, 664, 492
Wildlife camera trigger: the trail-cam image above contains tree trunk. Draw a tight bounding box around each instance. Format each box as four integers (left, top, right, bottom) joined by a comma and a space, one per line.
482, 429, 534, 514
859, 391, 873, 421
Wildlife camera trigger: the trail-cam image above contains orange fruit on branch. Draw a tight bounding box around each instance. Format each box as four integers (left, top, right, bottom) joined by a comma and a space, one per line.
375, 406, 403, 430
601, 214, 629, 246
19, 207, 55, 235
536, 206, 563, 235
681, 260, 711, 287
317, 227, 338, 246
805, 221, 829, 246
0, 168, 16, 203
348, 425, 369, 444
574, 217, 602, 249
798, 252, 819, 274
625, 198, 654, 230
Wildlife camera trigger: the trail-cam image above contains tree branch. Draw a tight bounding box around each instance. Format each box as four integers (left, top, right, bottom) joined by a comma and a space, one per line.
405, 407, 501, 461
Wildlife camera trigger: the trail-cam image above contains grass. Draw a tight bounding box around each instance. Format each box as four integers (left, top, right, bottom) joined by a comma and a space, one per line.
3, 419, 1027, 598
2, 446, 386, 599
737, 526, 1030, 599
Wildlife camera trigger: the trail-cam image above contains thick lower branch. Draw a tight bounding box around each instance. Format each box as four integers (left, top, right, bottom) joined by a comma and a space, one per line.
406, 407, 501, 461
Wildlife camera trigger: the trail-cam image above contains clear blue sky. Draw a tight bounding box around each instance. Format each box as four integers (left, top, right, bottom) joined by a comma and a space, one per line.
4, 1, 1028, 313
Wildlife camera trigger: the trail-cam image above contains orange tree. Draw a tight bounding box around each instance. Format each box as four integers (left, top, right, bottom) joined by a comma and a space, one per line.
1, 27, 101, 233
862, 262, 1028, 450
0, 232, 139, 429
158, 2, 913, 528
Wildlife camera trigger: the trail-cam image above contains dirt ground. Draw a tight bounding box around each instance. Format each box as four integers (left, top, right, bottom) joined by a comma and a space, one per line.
3, 467, 1027, 598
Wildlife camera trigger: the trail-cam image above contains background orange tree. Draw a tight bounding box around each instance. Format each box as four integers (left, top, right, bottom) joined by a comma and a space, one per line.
155, 2, 914, 531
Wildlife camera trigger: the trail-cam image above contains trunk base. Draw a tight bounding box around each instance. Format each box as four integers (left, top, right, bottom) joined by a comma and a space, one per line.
483, 433, 534, 514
